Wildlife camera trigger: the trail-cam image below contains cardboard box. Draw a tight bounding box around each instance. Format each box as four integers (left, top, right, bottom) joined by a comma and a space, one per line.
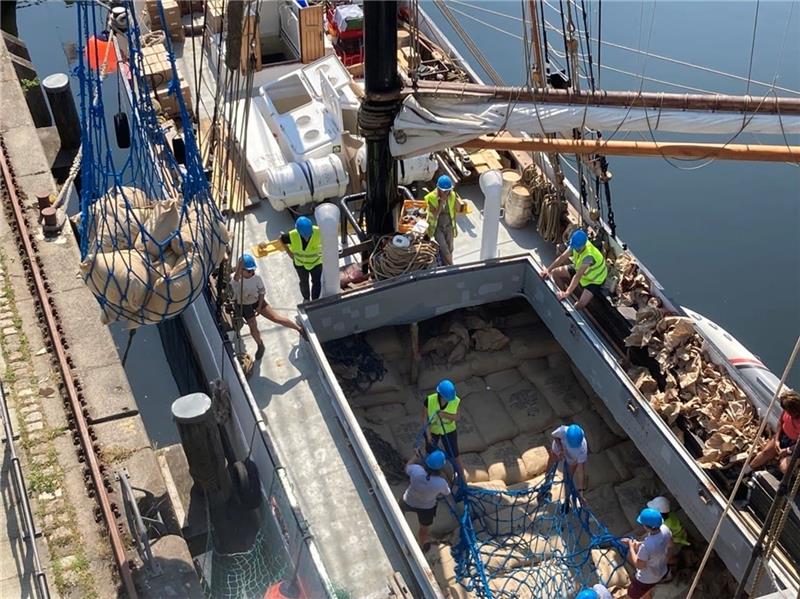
150, 77, 192, 119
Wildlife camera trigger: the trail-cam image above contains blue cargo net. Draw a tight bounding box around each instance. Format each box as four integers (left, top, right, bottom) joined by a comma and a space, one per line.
75, 0, 228, 326
449, 469, 628, 598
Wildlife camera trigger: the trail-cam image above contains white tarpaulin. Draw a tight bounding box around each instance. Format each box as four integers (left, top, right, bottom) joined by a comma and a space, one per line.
390, 96, 800, 158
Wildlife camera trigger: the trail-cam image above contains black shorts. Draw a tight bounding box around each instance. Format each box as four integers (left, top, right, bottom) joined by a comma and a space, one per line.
400, 498, 437, 526
779, 433, 795, 450
240, 302, 259, 320
428, 430, 459, 458
567, 266, 605, 297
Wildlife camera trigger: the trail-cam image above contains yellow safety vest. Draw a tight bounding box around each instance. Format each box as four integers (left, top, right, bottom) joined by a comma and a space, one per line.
288, 227, 322, 270
664, 513, 690, 546
427, 393, 460, 435
424, 190, 457, 237
571, 240, 607, 287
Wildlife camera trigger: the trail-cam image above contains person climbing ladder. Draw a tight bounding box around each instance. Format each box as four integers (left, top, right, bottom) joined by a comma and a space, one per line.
281, 216, 323, 302
230, 254, 305, 359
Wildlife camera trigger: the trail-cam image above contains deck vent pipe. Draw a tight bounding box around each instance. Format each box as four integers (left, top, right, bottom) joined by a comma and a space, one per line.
479, 169, 504, 261
315, 202, 341, 298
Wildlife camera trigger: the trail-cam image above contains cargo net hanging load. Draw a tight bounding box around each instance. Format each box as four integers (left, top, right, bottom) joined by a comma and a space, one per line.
448, 466, 628, 598
76, 0, 228, 326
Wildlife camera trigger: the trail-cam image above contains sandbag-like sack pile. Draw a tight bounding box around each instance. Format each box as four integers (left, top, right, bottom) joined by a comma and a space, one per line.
80, 185, 228, 325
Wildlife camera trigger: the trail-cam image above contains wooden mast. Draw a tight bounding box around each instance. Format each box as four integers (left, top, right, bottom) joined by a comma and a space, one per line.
460, 134, 799, 163
405, 81, 800, 116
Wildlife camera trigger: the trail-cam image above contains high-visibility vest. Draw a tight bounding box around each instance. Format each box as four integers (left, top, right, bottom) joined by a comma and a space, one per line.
424, 190, 457, 237
571, 240, 607, 287
288, 227, 322, 270
664, 513, 690, 546
427, 393, 460, 435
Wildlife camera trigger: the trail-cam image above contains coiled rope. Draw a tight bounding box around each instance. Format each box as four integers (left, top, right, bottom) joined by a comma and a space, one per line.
369, 236, 439, 280
522, 165, 563, 242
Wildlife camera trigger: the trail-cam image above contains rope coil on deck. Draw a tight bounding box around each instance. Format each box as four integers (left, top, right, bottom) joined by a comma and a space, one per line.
369, 235, 439, 280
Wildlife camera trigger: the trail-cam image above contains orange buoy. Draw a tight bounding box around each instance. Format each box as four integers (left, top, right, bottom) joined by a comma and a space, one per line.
263, 580, 305, 599
86, 35, 117, 73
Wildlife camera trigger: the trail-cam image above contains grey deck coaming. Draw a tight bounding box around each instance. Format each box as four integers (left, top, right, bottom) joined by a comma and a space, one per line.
302, 255, 798, 595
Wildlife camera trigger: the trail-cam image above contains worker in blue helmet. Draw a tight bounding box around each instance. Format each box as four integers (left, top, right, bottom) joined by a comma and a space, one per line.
423, 175, 459, 266
541, 228, 609, 310
399, 448, 454, 551
547, 423, 588, 495
577, 585, 613, 599
422, 379, 464, 476
280, 216, 323, 302
231, 253, 305, 359
623, 507, 673, 599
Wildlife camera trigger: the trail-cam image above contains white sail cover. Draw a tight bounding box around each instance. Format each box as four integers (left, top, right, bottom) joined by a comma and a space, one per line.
390, 95, 800, 158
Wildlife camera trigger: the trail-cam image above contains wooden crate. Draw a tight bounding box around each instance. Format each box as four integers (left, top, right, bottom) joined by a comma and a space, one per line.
299, 4, 325, 64
206, 0, 224, 34
141, 43, 172, 88
397, 200, 428, 233
150, 78, 192, 119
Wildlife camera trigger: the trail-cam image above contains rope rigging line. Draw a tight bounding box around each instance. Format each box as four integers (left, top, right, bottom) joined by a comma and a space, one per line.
744, 0, 761, 99
686, 336, 800, 599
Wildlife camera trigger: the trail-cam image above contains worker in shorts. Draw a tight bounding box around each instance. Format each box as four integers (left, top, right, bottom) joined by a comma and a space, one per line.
231, 254, 305, 359
399, 449, 453, 551
577, 585, 613, 599
423, 379, 464, 477
547, 423, 588, 496
647, 496, 689, 570
623, 507, 673, 599
424, 175, 458, 266
281, 216, 323, 302
541, 229, 608, 310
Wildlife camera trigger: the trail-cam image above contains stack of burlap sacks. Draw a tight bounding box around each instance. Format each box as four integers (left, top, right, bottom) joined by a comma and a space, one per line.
615, 252, 768, 468
344, 300, 674, 598
80, 185, 228, 325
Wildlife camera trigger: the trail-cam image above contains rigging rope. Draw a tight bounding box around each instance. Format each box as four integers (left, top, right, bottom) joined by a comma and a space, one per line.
369, 236, 439, 280
685, 335, 800, 599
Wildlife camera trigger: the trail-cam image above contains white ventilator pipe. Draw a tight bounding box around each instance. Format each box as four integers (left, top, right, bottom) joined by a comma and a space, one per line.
314, 202, 341, 297
479, 169, 504, 261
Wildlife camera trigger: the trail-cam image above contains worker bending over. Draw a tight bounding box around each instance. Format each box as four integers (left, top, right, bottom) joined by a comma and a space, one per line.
231, 254, 304, 359
623, 508, 673, 599
577, 585, 612, 599
746, 387, 800, 475
423, 379, 465, 477
399, 449, 454, 552
541, 229, 608, 309
281, 216, 323, 302
547, 423, 588, 495
424, 175, 458, 266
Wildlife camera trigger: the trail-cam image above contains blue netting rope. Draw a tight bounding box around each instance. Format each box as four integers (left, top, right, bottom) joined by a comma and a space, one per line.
414, 418, 628, 598
76, 0, 228, 326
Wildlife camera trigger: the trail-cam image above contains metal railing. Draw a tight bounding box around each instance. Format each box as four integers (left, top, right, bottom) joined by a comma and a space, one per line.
0, 381, 51, 599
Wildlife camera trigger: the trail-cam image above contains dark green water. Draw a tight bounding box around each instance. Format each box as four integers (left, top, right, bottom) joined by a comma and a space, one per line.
15, 0, 799, 390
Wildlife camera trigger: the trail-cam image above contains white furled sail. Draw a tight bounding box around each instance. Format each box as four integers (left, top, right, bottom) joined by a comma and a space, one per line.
390, 95, 800, 158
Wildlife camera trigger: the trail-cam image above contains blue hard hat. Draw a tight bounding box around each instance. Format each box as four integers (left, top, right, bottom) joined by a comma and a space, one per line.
425, 450, 446, 471
565, 424, 584, 449
637, 507, 664, 529
437, 175, 453, 191
436, 379, 456, 402
570, 229, 588, 250
576, 590, 599, 599
241, 253, 257, 271
296, 216, 313, 239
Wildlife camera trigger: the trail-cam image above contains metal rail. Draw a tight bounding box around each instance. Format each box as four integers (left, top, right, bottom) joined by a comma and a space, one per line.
0, 138, 138, 598
0, 382, 51, 599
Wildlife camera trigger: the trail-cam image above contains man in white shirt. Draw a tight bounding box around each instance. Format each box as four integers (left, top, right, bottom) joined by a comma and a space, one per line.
624, 507, 673, 599
230, 254, 304, 359
399, 449, 453, 551
547, 423, 588, 494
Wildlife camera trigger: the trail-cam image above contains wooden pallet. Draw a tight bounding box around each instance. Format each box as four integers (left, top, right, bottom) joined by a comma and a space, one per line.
198, 118, 259, 214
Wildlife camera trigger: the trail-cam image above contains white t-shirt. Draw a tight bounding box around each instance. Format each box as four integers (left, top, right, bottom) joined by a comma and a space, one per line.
635, 524, 672, 584
592, 583, 613, 599
403, 464, 451, 510
230, 273, 265, 305
550, 425, 588, 465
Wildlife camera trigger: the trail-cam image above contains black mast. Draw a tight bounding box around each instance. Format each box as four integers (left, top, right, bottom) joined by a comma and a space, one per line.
360, 0, 400, 236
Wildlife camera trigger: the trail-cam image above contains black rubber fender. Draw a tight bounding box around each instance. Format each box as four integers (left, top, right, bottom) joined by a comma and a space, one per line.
114, 112, 130, 148
229, 458, 262, 510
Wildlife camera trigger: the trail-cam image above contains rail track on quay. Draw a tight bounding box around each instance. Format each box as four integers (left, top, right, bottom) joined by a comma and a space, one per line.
0, 136, 139, 599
